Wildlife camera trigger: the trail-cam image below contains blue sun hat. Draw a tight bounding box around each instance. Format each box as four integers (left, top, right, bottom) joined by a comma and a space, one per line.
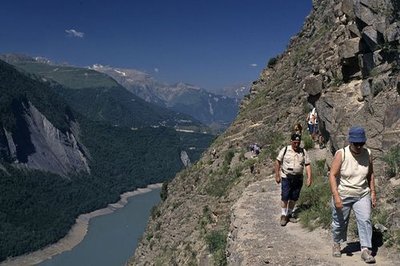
348, 126, 367, 142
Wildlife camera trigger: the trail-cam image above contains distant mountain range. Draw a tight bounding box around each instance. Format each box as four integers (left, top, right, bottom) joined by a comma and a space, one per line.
212, 83, 251, 101
90, 64, 241, 132
0, 54, 209, 132
1, 54, 244, 132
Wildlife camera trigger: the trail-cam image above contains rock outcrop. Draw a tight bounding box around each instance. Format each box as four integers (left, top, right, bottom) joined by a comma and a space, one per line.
1, 100, 89, 176
130, 0, 400, 264
180, 150, 191, 168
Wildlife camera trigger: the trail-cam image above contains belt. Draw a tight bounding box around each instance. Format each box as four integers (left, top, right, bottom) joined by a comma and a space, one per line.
286, 174, 303, 179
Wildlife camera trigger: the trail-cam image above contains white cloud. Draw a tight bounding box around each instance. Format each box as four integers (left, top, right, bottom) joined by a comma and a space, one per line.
154, 68, 159, 73
65, 29, 85, 38
250, 63, 258, 67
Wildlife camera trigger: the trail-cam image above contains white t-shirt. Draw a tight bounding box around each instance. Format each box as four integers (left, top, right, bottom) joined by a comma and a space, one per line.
308, 109, 318, 125
337, 146, 371, 197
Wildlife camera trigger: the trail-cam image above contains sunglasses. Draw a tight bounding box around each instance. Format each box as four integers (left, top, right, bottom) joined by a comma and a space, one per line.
352, 142, 365, 147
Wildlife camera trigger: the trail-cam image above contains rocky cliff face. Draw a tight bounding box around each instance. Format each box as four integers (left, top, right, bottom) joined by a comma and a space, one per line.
1, 100, 89, 176
130, 0, 400, 264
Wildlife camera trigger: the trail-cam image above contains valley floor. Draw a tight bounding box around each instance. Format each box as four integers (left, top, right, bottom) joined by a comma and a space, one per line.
0, 184, 162, 266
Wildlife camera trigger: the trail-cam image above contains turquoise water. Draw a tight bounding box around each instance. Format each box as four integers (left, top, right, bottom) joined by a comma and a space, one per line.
39, 188, 161, 266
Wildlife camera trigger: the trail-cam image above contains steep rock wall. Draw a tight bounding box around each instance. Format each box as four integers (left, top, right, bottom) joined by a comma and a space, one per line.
242, 0, 400, 173
130, 0, 400, 264
5, 101, 90, 176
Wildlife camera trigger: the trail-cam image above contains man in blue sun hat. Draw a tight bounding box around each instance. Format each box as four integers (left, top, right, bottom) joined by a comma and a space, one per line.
328, 126, 377, 263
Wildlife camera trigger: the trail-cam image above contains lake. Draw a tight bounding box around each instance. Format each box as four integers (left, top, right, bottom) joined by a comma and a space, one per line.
38, 187, 161, 266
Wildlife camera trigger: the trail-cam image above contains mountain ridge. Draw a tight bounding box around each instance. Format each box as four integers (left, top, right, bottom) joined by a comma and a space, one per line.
91, 64, 240, 131
130, 0, 400, 264
0, 55, 210, 132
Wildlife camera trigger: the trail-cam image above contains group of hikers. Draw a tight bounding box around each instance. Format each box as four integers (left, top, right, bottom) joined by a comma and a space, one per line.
249, 143, 261, 157
273, 110, 377, 263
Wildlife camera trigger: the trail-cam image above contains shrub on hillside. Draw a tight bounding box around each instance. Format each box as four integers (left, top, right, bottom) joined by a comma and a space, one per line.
267, 56, 278, 68
297, 160, 331, 229
302, 133, 314, 150
205, 229, 227, 266
382, 146, 400, 177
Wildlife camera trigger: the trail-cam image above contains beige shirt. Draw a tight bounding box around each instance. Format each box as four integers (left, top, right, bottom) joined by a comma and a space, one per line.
337, 146, 371, 197
276, 145, 310, 177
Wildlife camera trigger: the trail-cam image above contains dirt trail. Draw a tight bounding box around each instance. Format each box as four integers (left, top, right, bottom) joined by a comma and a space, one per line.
227, 177, 398, 265
227, 146, 399, 265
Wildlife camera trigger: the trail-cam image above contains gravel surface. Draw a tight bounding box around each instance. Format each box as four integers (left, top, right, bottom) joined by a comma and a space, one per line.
227, 176, 398, 266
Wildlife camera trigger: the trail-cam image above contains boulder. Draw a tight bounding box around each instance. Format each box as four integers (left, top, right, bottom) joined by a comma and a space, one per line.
341, 0, 355, 19
302, 74, 323, 96
385, 22, 400, 42
362, 26, 379, 51
180, 150, 191, 167
384, 102, 400, 128
360, 79, 372, 97
334, 3, 344, 17
373, 49, 384, 65
374, 17, 388, 35
339, 37, 362, 59
347, 23, 362, 37
355, 4, 376, 26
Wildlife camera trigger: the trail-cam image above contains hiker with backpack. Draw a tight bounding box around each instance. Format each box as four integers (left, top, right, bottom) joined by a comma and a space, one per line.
275, 133, 313, 226
328, 126, 377, 263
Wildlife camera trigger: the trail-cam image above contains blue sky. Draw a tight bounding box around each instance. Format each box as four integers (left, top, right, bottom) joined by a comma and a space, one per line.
0, 0, 312, 90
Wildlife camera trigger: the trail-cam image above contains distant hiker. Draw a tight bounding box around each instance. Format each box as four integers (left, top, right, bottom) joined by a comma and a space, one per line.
253, 143, 260, 156
307, 107, 318, 141
275, 133, 312, 226
293, 123, 303, 136
210, 148, 217, 158
328, 127, 376, 263
249, 143, 260, 157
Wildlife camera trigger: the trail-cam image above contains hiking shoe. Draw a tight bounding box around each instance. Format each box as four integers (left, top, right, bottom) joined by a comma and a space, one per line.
280, 215, 288, 226
361, 249, 376, 264
288, 214, 298, 223
332, 243, 341, 257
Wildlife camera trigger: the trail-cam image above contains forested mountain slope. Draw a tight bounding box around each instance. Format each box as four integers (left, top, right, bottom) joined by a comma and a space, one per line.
0, 59, 213, 261
130, 0, 400, 264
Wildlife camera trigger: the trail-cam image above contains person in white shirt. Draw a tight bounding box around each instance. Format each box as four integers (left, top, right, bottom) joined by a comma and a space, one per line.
328, 126, 376, 263
275, 133, 312, 226
307, 108, 318, 141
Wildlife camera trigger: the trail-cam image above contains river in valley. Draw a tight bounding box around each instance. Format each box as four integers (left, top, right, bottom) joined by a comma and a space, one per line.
37, 186, 161, 266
